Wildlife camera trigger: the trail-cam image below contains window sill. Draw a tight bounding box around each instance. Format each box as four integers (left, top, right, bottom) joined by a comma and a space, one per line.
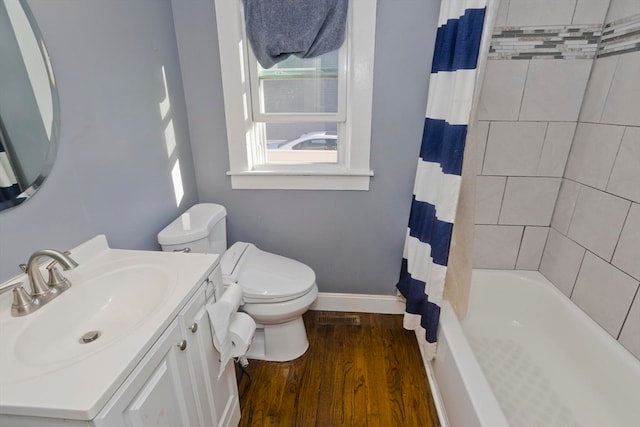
227, 170, 374, 190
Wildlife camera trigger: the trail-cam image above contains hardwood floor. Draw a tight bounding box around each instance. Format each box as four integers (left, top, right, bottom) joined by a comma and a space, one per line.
236, 311, 441, 427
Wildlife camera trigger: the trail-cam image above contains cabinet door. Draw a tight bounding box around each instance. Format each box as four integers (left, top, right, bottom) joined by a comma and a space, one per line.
181, 278, 240, 427
93, 321, 200, 427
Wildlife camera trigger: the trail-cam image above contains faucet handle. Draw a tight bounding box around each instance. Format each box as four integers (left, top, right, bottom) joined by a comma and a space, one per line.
11, 282, 35, 316
0, 282, 37, 317
11, 284, 35, 317
0, 281, 24, 296
45, 251, 74, 285
46, 264, 72, 292
19, 264, 27, 273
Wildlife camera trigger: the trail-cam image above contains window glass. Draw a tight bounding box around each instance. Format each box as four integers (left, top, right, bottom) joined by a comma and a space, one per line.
265, 122, 338, 164
258, 51, 339, 115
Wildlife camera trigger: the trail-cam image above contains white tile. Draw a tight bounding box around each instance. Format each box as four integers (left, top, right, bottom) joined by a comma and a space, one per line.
506, 0, 577, 26
568, 186, 631, 261
494, 0, 510, 26
606, 0, 640, 22
572, 0, 610, 24
477, 60, 529, 121
607, 127, 640, 204
519, 60, 592, 122
572, 252, 639, 338
475, 176, 506, 224
516, 226, 549, 270
551, 179, 582, 234
482, 121, 547, 176
564, 123, 625, 190
579, 56, 619, 123
602, 52, 640, 126
540, 228, 586, 296
472, 121, 490, 174
473, 225, 524, 269
537, 122, 576, 177
499, 177, 561, 226
619, 292, 640, 359
613, 203, 640, 281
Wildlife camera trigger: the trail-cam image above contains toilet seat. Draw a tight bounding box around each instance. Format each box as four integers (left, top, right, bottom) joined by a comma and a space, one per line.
220, 242, 317, 304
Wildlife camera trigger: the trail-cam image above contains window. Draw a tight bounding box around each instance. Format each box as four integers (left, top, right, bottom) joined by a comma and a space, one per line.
214, 0, 376, 190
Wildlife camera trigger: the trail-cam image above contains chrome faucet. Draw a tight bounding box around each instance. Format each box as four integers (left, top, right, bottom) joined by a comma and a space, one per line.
26, 249, 78, 301
0, 249, 79, 317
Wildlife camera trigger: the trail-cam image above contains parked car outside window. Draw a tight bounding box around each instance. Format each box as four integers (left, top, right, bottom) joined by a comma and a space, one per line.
267, 132, 337, 151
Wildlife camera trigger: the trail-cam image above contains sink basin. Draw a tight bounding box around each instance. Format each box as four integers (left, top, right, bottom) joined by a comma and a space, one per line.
14, 264, 169, 367
0, 234, 219, 420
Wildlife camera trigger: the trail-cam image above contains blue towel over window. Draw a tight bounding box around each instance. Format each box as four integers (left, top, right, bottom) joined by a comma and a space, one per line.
244, 0, 349, 69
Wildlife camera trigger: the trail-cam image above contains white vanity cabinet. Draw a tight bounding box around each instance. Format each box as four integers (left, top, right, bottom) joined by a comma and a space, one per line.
180, 268, 241, 427
0, 237, 240, 427
92, 319, 200, 427
93, 267, 240, 427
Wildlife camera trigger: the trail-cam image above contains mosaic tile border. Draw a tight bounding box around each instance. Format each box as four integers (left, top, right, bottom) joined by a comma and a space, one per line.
489, 13, 640, 60
598, 13, 640, 58
489, 25, 602, 60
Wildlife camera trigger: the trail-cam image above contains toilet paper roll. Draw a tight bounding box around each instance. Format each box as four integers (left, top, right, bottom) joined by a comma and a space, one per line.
229, 312, 256, 357
206, 283, 254, 379
219, 282, 244, 311
208, 283, 243, 344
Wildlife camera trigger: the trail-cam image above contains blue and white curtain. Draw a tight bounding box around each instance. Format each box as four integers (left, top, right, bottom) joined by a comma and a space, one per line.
396, 0, 487, 360
0, 140, 22, 208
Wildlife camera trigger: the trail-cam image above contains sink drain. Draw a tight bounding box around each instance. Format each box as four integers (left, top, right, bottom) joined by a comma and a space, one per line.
80, 330, 101, 344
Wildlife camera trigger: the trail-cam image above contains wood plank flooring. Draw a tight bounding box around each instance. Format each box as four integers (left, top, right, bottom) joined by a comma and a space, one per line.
236, 311, 441, 427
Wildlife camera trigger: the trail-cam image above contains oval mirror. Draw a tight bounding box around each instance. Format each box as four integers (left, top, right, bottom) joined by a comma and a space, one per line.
0, 0, 58, 212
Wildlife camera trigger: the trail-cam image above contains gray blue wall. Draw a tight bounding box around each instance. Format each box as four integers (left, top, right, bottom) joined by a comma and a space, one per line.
0, 0, 198, 281
0, 0, 440, 298
175, 0, 440, 295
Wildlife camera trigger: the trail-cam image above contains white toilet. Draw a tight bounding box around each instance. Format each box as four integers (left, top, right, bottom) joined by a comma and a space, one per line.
157, 203, 318, 362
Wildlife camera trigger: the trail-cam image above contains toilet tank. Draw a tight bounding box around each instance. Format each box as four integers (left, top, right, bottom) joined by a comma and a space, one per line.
157, 203, 227, 254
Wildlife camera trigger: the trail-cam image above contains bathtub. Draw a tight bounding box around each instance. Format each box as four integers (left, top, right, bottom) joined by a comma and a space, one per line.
426, 269, 640, 427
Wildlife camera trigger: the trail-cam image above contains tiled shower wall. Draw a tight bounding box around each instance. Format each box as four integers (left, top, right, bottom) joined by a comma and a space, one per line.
472, 0, 640, 358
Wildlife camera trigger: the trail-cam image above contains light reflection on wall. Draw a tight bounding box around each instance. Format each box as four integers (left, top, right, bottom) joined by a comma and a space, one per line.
159, 65, 184, 207
171, 159, 184, 206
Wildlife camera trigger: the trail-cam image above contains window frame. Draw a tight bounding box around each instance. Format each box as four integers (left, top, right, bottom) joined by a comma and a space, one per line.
214, 0, 376, 190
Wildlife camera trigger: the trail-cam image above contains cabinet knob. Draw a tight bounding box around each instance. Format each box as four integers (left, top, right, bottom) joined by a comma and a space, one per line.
189, 322, 198, 333
177, 339, 187, 351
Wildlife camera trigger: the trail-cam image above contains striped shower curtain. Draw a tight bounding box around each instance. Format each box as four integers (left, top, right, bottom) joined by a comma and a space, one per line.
396, 0, 487, 360
0, 140, 22, 208
0, 120, 24, 210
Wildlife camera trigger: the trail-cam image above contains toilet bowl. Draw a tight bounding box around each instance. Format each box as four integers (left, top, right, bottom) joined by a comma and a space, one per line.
158, 203, 318, 362
221, 241, 318, 361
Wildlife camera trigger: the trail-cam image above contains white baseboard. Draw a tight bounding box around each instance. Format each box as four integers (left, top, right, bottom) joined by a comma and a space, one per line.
309, 292, 406, 314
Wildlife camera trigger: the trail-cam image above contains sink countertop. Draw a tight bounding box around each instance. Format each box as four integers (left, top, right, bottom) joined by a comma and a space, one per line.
0, 235, 219, 420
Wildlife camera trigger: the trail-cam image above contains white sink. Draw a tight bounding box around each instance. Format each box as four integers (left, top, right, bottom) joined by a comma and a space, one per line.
14, 263, 169, 367
0, 235, 218, 420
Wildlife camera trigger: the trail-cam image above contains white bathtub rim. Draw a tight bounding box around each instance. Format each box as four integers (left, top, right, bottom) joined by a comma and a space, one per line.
419, 336, 451, 427
438, 300, 510, 427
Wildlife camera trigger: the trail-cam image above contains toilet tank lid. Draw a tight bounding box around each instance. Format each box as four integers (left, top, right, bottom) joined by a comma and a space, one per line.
158, 203, 227, 245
